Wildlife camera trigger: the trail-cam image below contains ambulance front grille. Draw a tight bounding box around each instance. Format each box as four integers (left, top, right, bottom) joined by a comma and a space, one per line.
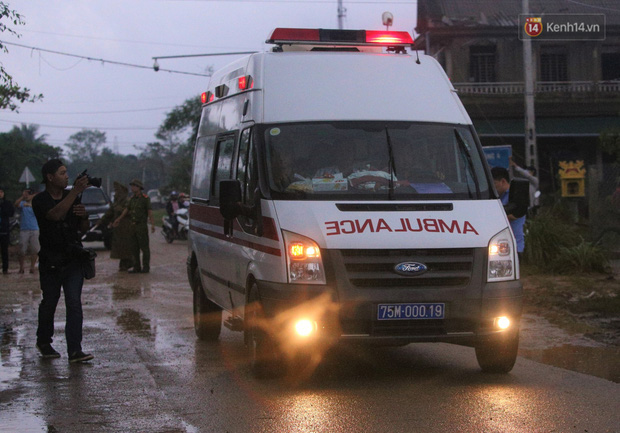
338, 248, 474, 289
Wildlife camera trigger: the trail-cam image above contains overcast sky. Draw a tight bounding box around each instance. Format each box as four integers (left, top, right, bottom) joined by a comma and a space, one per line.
1, 0, 418, 155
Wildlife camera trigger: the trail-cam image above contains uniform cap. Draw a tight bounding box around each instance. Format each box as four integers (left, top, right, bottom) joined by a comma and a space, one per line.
129, 179, 144, 189
113, 181, 128, 192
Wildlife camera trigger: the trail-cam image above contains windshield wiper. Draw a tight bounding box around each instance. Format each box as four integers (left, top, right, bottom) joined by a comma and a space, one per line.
385, 126, 396, 200
454, 129, 481, 199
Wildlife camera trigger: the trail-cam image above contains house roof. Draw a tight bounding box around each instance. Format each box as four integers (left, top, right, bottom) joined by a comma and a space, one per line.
416, 0, 620, 32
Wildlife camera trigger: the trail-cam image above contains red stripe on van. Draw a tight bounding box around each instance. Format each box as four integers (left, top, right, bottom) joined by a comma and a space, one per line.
189, 203, 282, 256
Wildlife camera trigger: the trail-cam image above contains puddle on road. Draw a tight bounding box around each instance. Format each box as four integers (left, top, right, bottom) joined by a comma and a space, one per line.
0, 323, 22, 391
1, 410, 49, 433
520, 344, 620, 383
116, 308, 154, 339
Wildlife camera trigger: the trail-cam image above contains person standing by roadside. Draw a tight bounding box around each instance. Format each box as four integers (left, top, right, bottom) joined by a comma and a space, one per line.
113, 179, 155, 274
13, 189, 40, 274
98, 182, 134, 271
0, 187, 15, 275
491, 166, 526, 260
32, 159, 93, 362
510, 157, 540, 217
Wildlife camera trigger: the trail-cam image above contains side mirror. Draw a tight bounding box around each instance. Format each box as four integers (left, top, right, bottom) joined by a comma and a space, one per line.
505, 179, 529, 218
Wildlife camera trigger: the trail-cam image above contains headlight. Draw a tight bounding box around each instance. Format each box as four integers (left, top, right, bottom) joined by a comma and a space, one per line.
487, 228, 517, 282
282, 230, 326, 284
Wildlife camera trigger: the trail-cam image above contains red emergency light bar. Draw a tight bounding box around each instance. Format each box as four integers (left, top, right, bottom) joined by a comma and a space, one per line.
238, 75, 253, 90
201, 91, 214, 104
267, 28, 413, 47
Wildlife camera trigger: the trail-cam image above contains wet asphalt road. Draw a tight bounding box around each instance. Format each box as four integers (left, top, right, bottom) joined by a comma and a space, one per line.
1, 235, 619, 432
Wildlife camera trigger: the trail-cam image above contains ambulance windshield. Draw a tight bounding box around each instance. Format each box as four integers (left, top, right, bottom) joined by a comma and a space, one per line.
262, 121, 491, 200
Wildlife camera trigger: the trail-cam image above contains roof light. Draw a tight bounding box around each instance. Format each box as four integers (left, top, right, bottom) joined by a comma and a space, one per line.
238, 75, 253, 90
267, 28, 413, 47
201, 91, 214, 104
365, 30, 413, 45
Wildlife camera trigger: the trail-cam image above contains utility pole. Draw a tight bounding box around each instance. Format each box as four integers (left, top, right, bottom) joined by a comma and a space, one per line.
337, 0, 346, 30
523, 0, 538, 175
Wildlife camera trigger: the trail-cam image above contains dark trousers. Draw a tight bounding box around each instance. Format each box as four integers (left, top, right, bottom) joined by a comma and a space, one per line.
37, 261, 84, 354
131, 223, 150, 271
0, 233, 8, 273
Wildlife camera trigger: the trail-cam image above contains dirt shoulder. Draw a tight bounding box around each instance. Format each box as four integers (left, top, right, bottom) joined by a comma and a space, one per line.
520, 261, 620, 347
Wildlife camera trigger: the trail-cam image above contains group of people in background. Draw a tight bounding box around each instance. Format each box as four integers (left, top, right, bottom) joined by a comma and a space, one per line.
0, 186, 41, 275
99, 179, 155, 274
0, 177, 158, 276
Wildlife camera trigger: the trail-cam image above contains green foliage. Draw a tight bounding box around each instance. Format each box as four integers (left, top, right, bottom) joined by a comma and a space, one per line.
598, 128, 620, 163
0, 3, 43, 111
65, 129, 107, 163
524, 208, 609, 274
552, 240, 609, 274
0, 125, 61, 198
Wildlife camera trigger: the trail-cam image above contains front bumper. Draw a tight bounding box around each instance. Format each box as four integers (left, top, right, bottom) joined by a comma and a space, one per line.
255, 279, 522, 346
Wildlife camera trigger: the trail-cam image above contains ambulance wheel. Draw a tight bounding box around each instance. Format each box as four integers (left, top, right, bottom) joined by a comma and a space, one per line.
192, 268, 222, 341
246, 284, 284, 379
475, 332, 519, 374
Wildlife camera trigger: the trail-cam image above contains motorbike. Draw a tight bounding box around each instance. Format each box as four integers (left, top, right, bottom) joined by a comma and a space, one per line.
162, 207, 189, 243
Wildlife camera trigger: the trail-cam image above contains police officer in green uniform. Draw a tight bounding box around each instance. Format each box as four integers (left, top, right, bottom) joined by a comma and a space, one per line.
113, 179, 155, 273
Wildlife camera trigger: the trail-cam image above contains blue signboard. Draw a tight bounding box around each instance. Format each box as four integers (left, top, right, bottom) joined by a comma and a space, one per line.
483, 145, 512, 169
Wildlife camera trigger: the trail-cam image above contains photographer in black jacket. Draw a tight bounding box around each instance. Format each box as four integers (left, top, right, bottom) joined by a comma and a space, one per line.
32, 159, 94, 362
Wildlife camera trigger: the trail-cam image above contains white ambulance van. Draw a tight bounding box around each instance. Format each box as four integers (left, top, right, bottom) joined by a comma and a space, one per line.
187, 28, 522, 378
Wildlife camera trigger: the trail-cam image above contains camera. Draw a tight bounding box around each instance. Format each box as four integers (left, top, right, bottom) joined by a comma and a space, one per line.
77, 169, 102, 188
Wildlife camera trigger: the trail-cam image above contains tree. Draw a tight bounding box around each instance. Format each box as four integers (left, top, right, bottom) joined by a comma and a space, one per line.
136, 96, 202, 192
0, 3, 43, 111
65, 129, 107, 163
9, 123, 48, 144
0, 126, 61, 198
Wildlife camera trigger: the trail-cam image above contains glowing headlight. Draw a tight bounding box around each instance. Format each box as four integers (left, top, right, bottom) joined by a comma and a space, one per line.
487, 228, 516, 282
494, 316, 511, 330
283, 230, 326, 284
294, 319, 315, 337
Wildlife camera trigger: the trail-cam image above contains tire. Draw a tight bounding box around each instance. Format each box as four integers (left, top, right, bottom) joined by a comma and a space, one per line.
475, 332, 519, 374
245, 283, 285, 379
192, 268, 222, 341
164, 229, 174, 244
9, 225, 19, 246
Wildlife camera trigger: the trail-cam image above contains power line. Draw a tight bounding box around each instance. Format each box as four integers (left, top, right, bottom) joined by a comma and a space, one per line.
0, 40, 212, 77
0, 119, 157, 131
167, 0, 416, 3
9, 107, 174, 115
19, 29, 253, 51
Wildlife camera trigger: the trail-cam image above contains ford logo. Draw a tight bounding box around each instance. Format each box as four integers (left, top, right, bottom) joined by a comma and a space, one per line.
394, 262, 428, 276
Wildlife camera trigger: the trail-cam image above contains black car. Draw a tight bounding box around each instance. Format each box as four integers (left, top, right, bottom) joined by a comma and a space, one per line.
79, 187, 112, 249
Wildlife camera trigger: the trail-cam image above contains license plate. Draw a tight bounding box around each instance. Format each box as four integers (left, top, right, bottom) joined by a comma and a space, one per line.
377, 303, 445, 320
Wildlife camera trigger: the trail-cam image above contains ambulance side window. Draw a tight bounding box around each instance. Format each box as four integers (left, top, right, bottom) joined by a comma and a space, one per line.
236, 128, 258, 232
191, 135, 216, 201
211, 134, 236, 204
236, 128, 250, 199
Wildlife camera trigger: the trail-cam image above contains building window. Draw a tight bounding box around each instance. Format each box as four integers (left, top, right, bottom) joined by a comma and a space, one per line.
540, 53, 568, 82
469, 46, 496, 82
601, 52, 620, 81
